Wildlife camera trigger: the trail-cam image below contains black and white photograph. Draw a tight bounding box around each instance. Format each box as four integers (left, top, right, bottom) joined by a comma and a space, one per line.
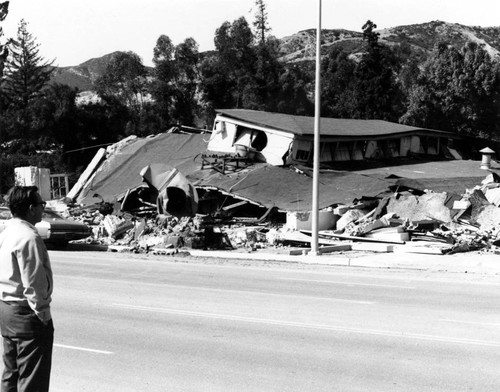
1, 0, 500, 390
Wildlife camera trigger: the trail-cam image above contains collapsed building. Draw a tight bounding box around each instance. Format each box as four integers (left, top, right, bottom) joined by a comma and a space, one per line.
210, 109, 461, 166
65, 110, 500, 255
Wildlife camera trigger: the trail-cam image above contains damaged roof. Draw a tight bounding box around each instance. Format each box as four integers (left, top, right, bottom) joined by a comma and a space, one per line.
196, 165, 394, 210
77, 132, 209, 204
75, 131, 493, 212
216, 109, 455, 138
75, 132, 393, 210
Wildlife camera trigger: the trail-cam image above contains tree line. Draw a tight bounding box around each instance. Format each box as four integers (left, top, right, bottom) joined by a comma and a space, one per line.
1, 0, 500, 193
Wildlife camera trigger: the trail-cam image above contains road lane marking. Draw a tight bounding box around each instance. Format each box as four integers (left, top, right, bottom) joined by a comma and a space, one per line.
55, 343, 113, 355
111, 303, 500, 347
440, 319, 500, 327
279, 277, 416, 289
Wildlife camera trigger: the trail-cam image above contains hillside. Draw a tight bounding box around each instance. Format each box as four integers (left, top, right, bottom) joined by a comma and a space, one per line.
50, 51, 126, 91
51, 21, 500, 91
279, 21, 500, 63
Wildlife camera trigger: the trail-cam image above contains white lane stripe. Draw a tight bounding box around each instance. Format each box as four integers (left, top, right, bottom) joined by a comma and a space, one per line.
440, 319, 500, 327
111, 303, 500, 348
55, 343, 113, 355
280, 277, 416, 289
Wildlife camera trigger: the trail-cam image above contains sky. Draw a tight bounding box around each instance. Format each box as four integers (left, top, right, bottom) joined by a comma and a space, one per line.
2, 0, 500, 67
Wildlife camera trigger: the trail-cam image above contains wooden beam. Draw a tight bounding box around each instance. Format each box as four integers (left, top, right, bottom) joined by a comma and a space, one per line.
67, 148, 107, 200
222, 200, 248, 211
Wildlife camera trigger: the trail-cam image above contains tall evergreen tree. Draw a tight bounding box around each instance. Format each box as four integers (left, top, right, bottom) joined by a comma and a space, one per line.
351, 20, 404, 121
2, 19, 54, 110
253, 0, 270, 45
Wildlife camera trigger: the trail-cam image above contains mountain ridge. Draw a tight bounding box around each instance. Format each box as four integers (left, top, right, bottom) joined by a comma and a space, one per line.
278, 20, 500, 63
50, 21, 500, 92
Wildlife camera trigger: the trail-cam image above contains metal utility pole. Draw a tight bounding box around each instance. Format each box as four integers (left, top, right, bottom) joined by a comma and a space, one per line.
310, 0, 322, 255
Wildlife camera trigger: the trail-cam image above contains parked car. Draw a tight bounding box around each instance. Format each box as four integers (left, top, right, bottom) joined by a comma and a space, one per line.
0, 206, 92, 247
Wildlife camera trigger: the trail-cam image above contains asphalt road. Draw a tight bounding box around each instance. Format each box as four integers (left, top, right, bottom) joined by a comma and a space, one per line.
30, 251, 500, 391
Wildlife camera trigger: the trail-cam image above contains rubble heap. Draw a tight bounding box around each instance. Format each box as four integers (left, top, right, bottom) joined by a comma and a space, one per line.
59, 172, 500, 256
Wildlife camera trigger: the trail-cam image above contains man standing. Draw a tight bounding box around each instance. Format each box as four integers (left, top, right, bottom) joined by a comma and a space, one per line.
0, 186, 54, 392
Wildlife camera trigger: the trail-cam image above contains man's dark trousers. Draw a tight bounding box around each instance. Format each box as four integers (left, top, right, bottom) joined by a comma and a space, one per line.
0, 301, 54, 392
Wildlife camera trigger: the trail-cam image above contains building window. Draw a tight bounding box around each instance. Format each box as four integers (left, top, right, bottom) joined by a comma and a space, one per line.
294, 140, 312, 161
50, 174, 69, 200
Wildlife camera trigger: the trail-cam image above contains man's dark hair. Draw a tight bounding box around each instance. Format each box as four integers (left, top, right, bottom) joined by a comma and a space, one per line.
6, 186, 39, 217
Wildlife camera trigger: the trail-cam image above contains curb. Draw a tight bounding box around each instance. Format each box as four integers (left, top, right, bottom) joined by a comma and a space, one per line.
188, 250, 500, 275
64, 243, 500, 275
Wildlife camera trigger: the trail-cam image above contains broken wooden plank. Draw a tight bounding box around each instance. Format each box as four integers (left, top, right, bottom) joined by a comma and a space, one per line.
409, 233, 450, 243
364, 232, 410, 242
368, 226, 405, 234
222, 200, 248, 211
300, 230, 406, 244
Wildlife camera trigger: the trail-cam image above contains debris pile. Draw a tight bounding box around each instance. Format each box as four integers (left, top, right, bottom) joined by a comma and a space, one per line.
304, 172, 500, 255
61, 171, 500, 256
69, 207, 234, 254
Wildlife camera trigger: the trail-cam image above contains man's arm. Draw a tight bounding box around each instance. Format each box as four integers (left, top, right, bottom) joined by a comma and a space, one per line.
17, 235, 53, 323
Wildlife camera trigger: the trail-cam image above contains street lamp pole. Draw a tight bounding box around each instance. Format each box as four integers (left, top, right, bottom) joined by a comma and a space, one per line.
310, 0, 322, 255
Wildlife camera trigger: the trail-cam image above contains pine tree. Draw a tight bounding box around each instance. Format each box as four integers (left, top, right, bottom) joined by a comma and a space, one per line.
351, 20, 404, 121
3, 19, 54, 109
253, 0, 270, 45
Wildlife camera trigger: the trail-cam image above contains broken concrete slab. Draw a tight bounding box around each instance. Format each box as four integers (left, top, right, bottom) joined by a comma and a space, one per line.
386, 192, 453, 222
474, 204, 500, 231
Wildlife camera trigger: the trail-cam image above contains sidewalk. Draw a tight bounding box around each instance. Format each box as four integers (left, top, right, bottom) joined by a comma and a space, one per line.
188, 249, 500, 275
67, 242, 500, 275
